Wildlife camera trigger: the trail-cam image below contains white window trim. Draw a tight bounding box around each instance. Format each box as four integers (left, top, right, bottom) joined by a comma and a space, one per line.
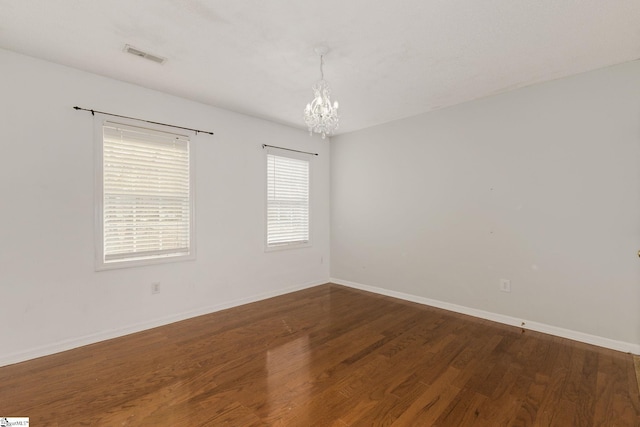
94, 114, 196, 270
264, 146, 312, 252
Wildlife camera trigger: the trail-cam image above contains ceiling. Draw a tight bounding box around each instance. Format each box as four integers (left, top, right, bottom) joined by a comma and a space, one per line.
1, 1, 640, 135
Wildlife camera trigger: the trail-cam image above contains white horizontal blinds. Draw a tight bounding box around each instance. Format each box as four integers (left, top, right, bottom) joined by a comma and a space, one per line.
267, 153, 310, 247
103, 121, 191, 262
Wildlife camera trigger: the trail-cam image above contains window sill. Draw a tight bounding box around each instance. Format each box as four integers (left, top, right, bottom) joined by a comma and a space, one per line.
95, 252, 196, 271
265, 242, 312, 253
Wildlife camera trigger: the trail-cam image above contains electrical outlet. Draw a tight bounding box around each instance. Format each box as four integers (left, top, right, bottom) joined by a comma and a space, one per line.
151, 282, 161, 295
500, 279, 511, 293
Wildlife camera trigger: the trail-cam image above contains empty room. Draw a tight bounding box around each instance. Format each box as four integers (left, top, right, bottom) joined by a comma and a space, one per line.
0, 1, 639, 425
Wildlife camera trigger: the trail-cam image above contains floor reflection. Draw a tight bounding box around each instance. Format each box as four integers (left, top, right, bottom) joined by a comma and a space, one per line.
266, 335, 311, 424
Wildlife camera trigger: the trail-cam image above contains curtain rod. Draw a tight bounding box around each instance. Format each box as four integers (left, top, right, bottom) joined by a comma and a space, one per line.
262, 144, 318, 156
73, 106, 214, 136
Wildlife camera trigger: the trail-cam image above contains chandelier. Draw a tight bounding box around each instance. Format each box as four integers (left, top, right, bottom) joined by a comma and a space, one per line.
303, 47, 339, 139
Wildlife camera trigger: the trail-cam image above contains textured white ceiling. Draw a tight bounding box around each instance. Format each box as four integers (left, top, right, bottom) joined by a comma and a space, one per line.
1, 0, 640, 135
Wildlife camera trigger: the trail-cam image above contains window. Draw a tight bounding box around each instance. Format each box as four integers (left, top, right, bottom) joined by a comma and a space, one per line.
266, 150, 310, 249
96, 120, 194, 269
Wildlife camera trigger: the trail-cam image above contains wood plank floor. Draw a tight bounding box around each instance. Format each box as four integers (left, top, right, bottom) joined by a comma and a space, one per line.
636, 356, 640, 394
1, 284, 639, 426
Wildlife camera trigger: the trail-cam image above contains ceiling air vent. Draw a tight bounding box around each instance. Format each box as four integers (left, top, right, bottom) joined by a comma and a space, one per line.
124, 44, 166, 64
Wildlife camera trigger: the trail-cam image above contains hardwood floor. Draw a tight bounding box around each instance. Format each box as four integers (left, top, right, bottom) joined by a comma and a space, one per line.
1, 284, 638, 426
635, 356, 640, 399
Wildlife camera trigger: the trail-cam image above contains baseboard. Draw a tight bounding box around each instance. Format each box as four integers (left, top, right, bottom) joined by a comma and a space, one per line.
331, 278, 640, 355
0, 279, 326, 367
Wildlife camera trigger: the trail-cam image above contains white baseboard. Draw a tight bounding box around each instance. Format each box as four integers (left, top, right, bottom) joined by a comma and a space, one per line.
331, 278, 640, 355
0, 279, 326, 367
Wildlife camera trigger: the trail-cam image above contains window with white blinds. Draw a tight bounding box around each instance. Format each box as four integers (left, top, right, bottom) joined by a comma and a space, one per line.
98, 121, 193, 267
266, 152, 310, 249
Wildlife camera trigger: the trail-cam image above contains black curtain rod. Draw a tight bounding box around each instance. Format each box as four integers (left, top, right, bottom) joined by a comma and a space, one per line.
73, 106, 214, 136
262, 144, 318, 156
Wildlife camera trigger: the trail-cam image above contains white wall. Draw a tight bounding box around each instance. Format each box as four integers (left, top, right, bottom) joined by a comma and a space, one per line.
0, 49, 330, 366
331, 60, 640, 351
